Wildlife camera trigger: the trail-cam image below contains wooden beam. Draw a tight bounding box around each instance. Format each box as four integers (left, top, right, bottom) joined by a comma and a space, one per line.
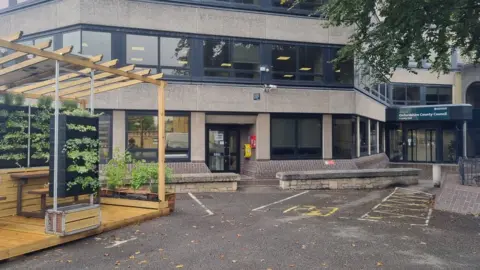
60, 69, 150, 97
0, 38, 164, 86
36, 64, 135, 95
157, 81, 166, 203
1, 32, 23, 42
0, 41, 52, 65
10, 58, 116, 93
73, 74, 163, 98
0, 46, 73, 76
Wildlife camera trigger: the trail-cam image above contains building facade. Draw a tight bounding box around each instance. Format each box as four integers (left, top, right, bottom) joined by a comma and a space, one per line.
0, 0, 478, 177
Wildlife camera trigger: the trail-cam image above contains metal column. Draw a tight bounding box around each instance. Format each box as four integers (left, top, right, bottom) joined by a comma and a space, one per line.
463, 121, 467, 158
89, 70, 95, 205
53, 60, 60, 211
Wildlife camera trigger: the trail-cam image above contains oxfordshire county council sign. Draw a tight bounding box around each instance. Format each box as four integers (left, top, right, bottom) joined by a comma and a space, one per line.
398, 107, 449, 121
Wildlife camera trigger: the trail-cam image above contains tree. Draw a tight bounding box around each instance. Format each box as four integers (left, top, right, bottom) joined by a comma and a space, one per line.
321, 0, 480, 82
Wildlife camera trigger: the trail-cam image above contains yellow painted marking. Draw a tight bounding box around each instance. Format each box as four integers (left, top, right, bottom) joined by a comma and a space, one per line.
283, 205, 338, 217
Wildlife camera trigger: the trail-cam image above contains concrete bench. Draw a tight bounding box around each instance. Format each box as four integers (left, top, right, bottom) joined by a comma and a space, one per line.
276, 168, 421, 190
167, 173, 240, 193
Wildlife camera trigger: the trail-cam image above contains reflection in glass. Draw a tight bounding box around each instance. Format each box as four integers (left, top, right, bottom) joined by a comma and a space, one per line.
379, 122, 385, 152
332, 116, 356, 159
82, 31, 111, 61
127, 34, 158, 66
406, 85, 421, 105
370, 120, 377, 154
271, 118, 296, 157
208, 130, 225, 171
272, 0, 324, 11
299, 46, 323, 82
160, 37, 190, 76
62, 31, 81, 54
272, 44, 296, 80
388, 123, 403, 161
359, 117, 368, 156
443, 130, 456, 162
99, 113, 112, 164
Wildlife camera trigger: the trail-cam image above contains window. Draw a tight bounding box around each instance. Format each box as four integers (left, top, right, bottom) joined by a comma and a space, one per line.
393, 85, 406, 105
443, 129, 456, 162
82, 31, 111, 61
332, 115, 356, 159
203, 38, 260, 79
426, 86, 452, 104
333, 58, 354, 84
34, 36, 54, 51
272, 44, 325, 82
271, 116, 322, 159
379, 122, 385, 152
359, 117, 368, 156
406, 85, 421, 105
63, 31, 81, 54
127, 34, 158, 68
370, 120, 377, 154
98, 111, 112, 164
272, 0, 325, 13
127, 112, 190, 161
160, 37, 190, 76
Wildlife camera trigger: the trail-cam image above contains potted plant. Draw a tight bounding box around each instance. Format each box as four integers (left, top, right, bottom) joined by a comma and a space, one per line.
103, 148, 131, 196
149, 165, 175, 212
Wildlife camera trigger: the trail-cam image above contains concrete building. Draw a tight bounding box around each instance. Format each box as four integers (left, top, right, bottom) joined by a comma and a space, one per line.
0, 0, 477, 177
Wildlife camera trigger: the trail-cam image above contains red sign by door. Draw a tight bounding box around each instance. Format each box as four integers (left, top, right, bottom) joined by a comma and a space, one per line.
250, 135, 256, 149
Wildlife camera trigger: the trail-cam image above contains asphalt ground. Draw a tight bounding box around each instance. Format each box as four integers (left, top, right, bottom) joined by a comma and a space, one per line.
2, 187, 480, 270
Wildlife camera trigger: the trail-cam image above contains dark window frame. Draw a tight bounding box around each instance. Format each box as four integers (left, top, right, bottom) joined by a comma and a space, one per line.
0, 0, 51, 14
95, 110, 114, 164
17, 24, 353, 88
331, 114, 357, 159
270, 114, 323, 160
389, 83, 452, 106
125, 110, 191, 162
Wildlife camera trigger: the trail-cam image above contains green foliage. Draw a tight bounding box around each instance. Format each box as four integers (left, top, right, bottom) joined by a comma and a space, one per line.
37, 96, 53, 109
64, 135, 100, 192
131, 160, 154, 191
13, 94, 25, 106
67, 123, 97, 132
64, 108, 103, 118
31, 105, 51, 161
149, 165, 173, 193
2, 93, 14, 105
321, 0, 480, 82
104, 148, 132, 190
0, 109, 29, 166
62, 100, 79, 111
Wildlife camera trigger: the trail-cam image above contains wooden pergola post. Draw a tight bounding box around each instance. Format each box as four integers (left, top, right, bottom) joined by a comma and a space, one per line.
157, 82, 166, 203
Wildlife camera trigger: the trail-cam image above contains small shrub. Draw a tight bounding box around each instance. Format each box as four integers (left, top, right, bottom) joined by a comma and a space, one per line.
37, 96, 53, 109
13, 94, 25, 106
104, 148, 131, 190
62, 100, 79, 111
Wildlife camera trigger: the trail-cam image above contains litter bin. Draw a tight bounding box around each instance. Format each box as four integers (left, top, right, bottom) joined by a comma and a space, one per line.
432, 164, 441, 187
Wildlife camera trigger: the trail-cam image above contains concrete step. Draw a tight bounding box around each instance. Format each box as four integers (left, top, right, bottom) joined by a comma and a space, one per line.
238, 178, 278, 187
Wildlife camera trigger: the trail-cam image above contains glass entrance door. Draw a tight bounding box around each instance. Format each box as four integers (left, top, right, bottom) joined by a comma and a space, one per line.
407, 128, 436, 162
207, 126, 240, 173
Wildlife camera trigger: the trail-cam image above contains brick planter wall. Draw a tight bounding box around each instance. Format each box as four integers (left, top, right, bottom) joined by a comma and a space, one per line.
435, 174, 480, 215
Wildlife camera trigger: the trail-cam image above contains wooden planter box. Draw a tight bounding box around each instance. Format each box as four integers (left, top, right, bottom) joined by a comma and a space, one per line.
166, 193, 176, 213
45, 204, 101, 236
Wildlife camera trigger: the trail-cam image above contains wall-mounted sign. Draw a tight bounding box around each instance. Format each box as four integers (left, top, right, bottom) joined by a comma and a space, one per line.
249, 135, 256, 149
386, 105, 472, 122
253, 93, 261, 101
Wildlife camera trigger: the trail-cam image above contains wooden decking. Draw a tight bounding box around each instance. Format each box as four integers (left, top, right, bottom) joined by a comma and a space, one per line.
0, 204, 170, 261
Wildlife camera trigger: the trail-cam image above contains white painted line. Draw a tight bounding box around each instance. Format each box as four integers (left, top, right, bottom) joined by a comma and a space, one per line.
188, 192, 214, 216
396, 187, 434, 196
252, 191, 309, 212
106, 237, 137, 248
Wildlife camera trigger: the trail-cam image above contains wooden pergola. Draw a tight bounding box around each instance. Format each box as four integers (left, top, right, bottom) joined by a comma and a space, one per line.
0, 31, 168, 206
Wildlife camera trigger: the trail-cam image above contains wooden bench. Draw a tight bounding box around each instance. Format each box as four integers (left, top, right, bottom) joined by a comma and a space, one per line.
27, 188, 48, 218
10, 171, 49, 218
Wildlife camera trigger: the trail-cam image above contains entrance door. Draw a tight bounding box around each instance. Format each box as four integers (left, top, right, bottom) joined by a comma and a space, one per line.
407, 128, 436, 162
206, 126, 240, 173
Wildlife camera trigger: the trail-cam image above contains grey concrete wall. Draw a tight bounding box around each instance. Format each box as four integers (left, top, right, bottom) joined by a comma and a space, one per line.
112, 110, 125, 154
206, 115, 256, 124
0, 0, 352, 45
92, 84, 386, 121
190, 112, 205, 162
390, 68, 454, 85
256, 113, 270, 160
322, 114, 332, 159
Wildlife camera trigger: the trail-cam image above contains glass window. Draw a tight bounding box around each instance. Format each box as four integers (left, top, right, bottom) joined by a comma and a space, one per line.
426, 86, 452, 105
204, 39, 260, 79
62, 31, 81, 54
127, 113, 190, 161
272, 0, 324, 12
34, 36, 54, 51
438, 87, 452, 104
160, 37, 190, 76
127, 34, 158, 66
425, 86, 438, 104
406, 85, 421, 105
379, 122, 385, 152
98, 112, 112, 164
233, 0, 260, 4
393, 85, 406, 105
359, 117, 368, 156
271, 116, 322, 159
299, 46, 324, 82
388, 123, 403, 161
0, 0, 8, 10
333, 59, 354, 84
82, 31, 111, 61
443, 129, 456, 162
272, 44, 297, 80
332, 115, 356, 159
370, 120, 377, 154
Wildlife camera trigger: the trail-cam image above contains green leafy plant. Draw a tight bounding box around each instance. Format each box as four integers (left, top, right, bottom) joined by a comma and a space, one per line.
67, 123, 97, 132
150, 165, 173, 193
104, 148, 132, 190
13, 94, 25, 106
62, 100, 79, 111
64, 137, 100, 192
37, 96, 53, 109
0, 109, 29, 166
64, 108, 102, 118
2, 93, 14, 105
131, 160, 151, 191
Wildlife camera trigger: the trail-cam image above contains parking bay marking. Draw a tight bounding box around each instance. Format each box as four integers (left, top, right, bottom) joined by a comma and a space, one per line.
283, 205, 339, 217
251, 191, 309, 212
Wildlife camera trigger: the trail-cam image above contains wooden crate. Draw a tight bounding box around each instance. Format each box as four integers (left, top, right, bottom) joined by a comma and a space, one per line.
45, 204, 101, 236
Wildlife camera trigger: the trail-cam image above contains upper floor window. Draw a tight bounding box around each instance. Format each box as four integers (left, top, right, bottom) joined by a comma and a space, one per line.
0, 0, 47, 12
62, 31, 111, 61
271, 44, 324, 82
390, 83, 452, 106
203, 38, 260, 79
0, 0, 8, 10
272, 0, 324, 13
426, 86, 452, 104
160, 37, 190, 76
127, 34, 158, 70
392, 84, 421, 105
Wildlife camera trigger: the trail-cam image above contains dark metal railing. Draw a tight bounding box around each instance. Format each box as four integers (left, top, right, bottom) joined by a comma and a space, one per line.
458, 157, 480, 186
